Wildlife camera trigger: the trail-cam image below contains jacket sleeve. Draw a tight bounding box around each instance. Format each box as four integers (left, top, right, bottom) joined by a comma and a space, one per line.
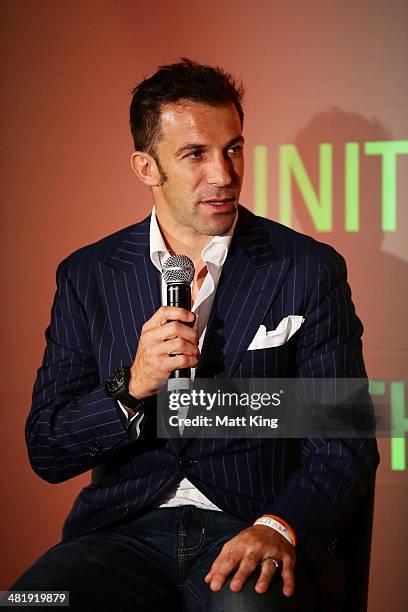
26, 258, 131, 484
269, 247, 380, 546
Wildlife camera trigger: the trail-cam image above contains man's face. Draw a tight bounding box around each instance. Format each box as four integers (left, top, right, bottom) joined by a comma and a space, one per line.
152, 100, 244, 239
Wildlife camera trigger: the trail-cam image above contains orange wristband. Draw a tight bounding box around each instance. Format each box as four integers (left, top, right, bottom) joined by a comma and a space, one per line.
255, 514, 297, 547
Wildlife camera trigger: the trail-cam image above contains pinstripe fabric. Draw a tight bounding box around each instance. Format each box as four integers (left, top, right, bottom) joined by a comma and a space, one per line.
26, 205, 379, 563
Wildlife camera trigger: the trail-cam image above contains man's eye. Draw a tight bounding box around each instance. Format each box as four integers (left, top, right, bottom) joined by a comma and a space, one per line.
228, 145, 243, 155
186, 150, 204, 159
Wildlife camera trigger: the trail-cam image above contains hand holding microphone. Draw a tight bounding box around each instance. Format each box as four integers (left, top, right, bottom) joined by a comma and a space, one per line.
128, 255, 198, 400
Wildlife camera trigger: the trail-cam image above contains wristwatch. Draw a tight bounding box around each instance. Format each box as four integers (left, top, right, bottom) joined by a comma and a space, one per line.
105, 365, 145, 411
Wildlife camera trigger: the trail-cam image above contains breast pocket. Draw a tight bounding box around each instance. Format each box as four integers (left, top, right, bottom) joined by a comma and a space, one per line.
238, 335, 298, 378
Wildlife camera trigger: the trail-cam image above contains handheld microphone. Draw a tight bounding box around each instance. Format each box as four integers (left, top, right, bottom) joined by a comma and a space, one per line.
162, 255, 195, 391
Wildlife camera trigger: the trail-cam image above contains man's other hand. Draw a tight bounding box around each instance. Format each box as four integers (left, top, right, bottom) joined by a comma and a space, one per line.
128, 306, 199, 399
204, 524, 296, 597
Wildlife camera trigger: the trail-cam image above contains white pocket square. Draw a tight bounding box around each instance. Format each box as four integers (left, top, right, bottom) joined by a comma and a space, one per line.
247, 315, 305, 350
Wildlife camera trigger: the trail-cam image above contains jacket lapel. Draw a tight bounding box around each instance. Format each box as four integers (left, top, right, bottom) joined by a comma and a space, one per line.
196, 207, 291, 378
95, 216, 161, 367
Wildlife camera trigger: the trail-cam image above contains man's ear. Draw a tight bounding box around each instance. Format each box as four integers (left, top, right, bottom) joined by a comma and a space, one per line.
131, 151, 162, 186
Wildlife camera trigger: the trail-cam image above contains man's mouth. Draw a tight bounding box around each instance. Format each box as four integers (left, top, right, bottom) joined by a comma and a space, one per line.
201, 197, 236, 208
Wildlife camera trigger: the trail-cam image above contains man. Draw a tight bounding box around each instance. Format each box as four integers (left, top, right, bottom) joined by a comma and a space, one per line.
9, 59, 379, 611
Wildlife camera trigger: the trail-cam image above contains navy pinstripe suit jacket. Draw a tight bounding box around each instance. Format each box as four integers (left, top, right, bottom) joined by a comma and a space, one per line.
27, 205, 379, 568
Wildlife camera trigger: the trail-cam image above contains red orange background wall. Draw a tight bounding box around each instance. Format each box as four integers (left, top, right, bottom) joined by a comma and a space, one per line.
1, 1, 407, 609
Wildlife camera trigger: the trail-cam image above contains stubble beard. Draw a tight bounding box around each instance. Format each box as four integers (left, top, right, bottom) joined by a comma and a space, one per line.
159, 188, 238, 238
192, 204, 238, 237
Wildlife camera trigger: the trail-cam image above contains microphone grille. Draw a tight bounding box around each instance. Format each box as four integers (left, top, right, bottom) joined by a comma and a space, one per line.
162, 255, 195, 285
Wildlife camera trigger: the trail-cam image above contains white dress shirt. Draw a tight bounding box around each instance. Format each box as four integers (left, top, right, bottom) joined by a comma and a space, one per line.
120, 206, 237, 511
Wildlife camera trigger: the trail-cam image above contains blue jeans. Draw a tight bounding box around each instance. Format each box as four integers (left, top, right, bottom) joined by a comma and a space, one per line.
9, 506, 317, 611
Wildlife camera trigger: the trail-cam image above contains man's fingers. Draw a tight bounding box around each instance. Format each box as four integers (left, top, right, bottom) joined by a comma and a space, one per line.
163, 353, 199, 371
254, 557, 279, 593
130, 305, 200, 397
205, 552, 262, 593
204, 558, 221, 583
143, 306, 195, 331
205, 555, 295, 596
280, 554, 296, 597
158, 326, 199, 349
158, 337, 194, 357
205, 556, 239, 592
229, 553, 260, 592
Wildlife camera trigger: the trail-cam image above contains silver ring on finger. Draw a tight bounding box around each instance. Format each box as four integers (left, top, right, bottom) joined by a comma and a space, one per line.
261, 556, 280, 569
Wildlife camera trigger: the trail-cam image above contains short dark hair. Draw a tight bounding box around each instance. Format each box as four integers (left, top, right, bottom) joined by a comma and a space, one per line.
129, 58, 244, 157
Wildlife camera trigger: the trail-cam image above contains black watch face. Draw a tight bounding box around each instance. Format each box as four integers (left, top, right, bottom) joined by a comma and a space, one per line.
106, 367, 127, 393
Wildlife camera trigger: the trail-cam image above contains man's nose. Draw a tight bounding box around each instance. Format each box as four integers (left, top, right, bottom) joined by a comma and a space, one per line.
207, 154, 233, 186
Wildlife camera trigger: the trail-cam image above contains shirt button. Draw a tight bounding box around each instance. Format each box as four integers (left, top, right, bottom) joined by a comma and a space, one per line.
326, 539, 338, 555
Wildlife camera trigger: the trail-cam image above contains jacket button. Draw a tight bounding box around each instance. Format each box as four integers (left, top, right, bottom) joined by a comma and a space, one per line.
178, 455, 193, 471
89, 440, 103, 457
326, 538, 338, 555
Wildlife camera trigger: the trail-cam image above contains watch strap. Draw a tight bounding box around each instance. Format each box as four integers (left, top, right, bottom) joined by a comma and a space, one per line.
105, 365, 144, 410
118, 390, 145, 411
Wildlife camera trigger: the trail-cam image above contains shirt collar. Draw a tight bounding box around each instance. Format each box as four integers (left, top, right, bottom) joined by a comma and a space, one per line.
149, 205, 237, 272
149, 206, 170, 272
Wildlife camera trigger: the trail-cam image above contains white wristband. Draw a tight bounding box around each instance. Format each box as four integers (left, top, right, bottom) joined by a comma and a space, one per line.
254, 516, 295, 546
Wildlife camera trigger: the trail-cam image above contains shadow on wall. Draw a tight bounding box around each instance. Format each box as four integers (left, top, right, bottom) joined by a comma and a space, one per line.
291, 108, 407, 379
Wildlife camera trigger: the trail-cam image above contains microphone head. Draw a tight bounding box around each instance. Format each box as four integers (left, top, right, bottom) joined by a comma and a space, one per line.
162, 255, 195, 285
